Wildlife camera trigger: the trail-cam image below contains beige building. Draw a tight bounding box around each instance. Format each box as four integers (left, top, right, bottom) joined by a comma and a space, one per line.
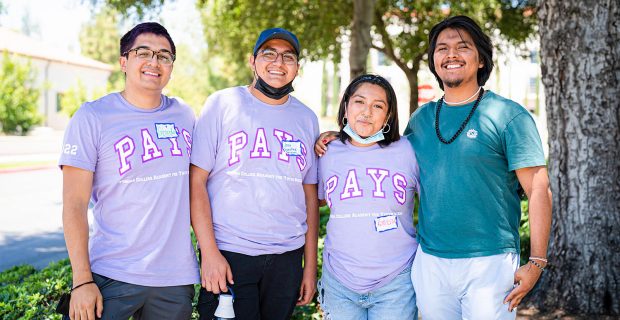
0, 27, 112, 130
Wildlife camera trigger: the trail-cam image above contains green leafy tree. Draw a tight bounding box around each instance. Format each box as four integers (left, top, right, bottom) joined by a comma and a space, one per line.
200, 0, 536, 114
97, 0, 536, 114
199, 0, 350, 85
372, 0, 536, 113
60, 81, 88, 118
91, 0, 165, 18
165, 45, 236, 113
0, 52, 42, 135
79, 7, 124, 91
60, 80, 105, 118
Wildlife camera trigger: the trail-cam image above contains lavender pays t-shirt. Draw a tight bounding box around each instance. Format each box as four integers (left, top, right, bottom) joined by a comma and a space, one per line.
191, 86, 319, 256
318, 138, 419, 293
59, 93, 200, 286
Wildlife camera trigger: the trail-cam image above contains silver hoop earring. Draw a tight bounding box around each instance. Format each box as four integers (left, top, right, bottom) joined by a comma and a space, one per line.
342, 117, 348, 126
382, 123, 391, 134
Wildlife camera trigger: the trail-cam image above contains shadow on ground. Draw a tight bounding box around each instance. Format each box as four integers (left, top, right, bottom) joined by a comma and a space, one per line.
0, 229, 67, 271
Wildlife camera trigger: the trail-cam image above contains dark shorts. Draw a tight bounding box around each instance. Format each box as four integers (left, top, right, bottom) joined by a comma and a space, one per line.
197, 247, 304, 320
66, 273, 194, 320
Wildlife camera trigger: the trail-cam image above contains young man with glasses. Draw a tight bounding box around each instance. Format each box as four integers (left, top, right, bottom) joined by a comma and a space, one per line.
190, 28, 319, 319
60, 22, 199, 319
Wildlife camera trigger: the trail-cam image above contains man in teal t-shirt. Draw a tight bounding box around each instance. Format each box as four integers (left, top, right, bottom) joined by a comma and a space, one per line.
405, 16, 552, 319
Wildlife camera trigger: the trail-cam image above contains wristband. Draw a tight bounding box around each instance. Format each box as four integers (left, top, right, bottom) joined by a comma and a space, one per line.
529, 256, 548, 263
71, 280, 96, 292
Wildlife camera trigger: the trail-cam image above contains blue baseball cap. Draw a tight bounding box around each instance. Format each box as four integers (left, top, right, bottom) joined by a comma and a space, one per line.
253, 28, 300, 56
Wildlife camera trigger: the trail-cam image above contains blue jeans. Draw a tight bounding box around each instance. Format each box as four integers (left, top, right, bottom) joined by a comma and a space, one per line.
317, 266, 418, 320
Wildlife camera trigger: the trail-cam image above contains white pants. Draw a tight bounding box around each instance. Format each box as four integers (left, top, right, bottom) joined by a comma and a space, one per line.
411, 245, 519, 320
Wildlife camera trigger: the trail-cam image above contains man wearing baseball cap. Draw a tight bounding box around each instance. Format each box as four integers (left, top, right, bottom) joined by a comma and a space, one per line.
190, 28, 319, 319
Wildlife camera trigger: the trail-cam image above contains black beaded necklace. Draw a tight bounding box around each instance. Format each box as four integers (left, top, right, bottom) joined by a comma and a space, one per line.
435, 88, 485, 144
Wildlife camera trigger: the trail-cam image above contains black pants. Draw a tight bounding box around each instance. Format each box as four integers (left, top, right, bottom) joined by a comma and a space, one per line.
197, 247, 304, 320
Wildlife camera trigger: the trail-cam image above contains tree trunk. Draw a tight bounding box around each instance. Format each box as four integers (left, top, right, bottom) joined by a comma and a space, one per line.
321, 60, 328, 117
530, 0, 620, 315
349, 0, 376, 79
405, 65, 419, 116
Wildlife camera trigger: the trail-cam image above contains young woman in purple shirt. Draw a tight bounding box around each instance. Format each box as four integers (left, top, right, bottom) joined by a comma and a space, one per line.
316, 74, 419, 320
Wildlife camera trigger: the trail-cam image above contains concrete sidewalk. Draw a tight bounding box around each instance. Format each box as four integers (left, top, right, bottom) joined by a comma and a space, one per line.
0, 128, 63, 169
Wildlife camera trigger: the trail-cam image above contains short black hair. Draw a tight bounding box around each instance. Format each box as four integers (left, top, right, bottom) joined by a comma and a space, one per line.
428, 15, 493, 90
337, 74, 400, 147
120, 22, 176, 57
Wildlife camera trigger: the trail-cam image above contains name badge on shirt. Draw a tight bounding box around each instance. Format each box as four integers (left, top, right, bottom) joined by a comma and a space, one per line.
374, 215, 398, 232
282, 140, 303, 156
155, 123, 178, 139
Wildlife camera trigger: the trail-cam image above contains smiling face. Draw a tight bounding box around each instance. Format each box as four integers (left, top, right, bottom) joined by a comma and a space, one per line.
433, 28, 483, 89
346, 83, 389, 140
120, 33, 173, 93
250, 39, 299, 89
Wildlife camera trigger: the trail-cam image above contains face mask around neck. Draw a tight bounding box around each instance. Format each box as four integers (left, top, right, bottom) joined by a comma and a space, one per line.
253, 75, 294, 100
343, 123, 385, 145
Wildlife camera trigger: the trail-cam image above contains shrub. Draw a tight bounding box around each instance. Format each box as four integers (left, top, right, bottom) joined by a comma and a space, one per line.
0, 260, 70, 319
0, 51, 42, 135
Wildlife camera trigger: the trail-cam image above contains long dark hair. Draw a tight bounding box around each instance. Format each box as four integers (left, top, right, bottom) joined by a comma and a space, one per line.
337, 74, 400, 147
428, 15, 493, 90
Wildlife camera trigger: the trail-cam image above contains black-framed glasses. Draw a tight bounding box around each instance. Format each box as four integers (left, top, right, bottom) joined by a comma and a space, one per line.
258, 49, 298, 65
123, 47, 176, 65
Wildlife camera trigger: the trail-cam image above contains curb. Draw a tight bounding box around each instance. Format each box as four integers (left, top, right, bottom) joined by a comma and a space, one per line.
0, 164, 57, 174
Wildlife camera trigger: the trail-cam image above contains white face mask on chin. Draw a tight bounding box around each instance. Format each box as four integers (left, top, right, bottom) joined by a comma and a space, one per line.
343, 124, 385, 145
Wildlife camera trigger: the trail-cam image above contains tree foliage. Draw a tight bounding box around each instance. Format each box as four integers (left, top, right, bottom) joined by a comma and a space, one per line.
60, 81, 89, 118
60, 80, 105, 118
97, 0, 537, 113
199, 0, 351, 84
89, 0, 165, 18
371, 0, 536, 113
165, 45, 236, 113
0, 52, 42, 135
81, 3, 237, 109
79, 7, 124, 91
198, 0, 536, 114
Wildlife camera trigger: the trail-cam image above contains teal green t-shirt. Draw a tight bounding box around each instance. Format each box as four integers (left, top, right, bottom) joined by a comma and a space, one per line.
404, 90, 545, 258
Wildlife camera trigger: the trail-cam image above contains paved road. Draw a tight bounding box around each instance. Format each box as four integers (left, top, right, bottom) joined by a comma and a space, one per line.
0, 168, 69, 271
